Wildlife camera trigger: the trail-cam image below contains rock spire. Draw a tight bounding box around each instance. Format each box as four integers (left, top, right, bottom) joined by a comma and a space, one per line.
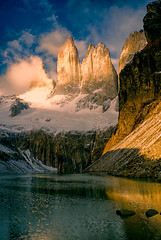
56, 35, 81, 94
81, 43, 118, 99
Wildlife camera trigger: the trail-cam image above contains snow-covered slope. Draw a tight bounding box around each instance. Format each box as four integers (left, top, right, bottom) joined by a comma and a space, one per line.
0, 94, 118, 134
0, 142, 56, 173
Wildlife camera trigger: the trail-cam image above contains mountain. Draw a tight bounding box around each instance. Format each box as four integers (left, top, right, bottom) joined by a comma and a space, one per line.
0, 35, 119, 173
118, 31, 147, 74
87, 0, 161, 179
51, 36, 118, 111
55, 35, 81, 94
0, 95, 118, 173
81, 42, 118, 97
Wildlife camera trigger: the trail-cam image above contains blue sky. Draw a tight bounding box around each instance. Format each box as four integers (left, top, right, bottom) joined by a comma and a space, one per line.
0, 0, 151, 82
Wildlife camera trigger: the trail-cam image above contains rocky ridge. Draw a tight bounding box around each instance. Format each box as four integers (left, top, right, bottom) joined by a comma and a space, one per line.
118, 31, 147, 74
0, 127, 115, 173
54, 36, 118, 111
87, 0, 161, 179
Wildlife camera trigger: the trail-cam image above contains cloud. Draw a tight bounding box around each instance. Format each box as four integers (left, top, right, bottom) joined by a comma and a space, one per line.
74, 40, 88, 61
36, 15, 89, 73
19, 31, 35, 47
65, 0, 148, 61
1, 30, 35, 66
36, 28, 71, 57
86, 5, 146, 59
0, 56, 52, 95
43, 56, 57, 80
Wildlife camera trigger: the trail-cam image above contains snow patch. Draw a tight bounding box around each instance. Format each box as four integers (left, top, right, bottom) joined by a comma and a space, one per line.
0, 147, 57, 173
0, 94, 118, 133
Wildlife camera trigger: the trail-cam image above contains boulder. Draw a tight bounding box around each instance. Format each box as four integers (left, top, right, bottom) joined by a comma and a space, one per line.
116, 210, 135, 218
145, 209, 158, 217
143, 0, 161, 43
10, 98, 29, 117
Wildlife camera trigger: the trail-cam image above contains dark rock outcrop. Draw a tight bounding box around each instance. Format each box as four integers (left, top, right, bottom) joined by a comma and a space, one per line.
116, 210, 135, 218
145, 209, 158, 217
10, 98, 29, 117
143, 0, 161, 43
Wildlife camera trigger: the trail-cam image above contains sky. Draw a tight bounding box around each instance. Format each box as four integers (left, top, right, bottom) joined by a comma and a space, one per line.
0, 0, 151, 93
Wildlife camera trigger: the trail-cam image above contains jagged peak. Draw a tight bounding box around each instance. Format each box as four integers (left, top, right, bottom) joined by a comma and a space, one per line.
95, 42, 110, 56
96, 42, 106, 48
88, 43, 95, 49
58, 35, 77, 56
65, 35, 74, 44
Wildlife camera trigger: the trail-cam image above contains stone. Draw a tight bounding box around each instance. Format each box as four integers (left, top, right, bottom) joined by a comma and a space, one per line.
102, 1, 161, 155
10, 98, 29, 117
145, 209, 158, 217
143, 0, 161, 43
116, 210, 135, 218
56, 35, 81, 94
81, 42, 118, 99
118, 31, 147, 73
54, 36, 118, 110
87, 1, 161, 178
3, 127, 114, 173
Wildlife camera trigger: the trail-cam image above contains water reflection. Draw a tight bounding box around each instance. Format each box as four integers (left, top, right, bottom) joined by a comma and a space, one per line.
0, 173, 126, 240
1, 173, 161, 240
106, 177, 161, 240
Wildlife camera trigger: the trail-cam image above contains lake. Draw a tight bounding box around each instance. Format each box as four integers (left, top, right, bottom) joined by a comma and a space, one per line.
1, 173, 161, 240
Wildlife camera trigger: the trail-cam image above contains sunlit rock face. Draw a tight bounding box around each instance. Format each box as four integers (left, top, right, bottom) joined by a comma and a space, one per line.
81, 43, 118, 99
54, 36, 118, 111
118, 31, 147, 73
87, 0, 161, 178
56, 35, 81, 94
103, 0, 161, 153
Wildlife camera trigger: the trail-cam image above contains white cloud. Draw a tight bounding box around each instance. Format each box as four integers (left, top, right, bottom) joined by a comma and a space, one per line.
86, 5, 146, 59
19, 31, 35, 47
36, 28, 71, 57
2, 30, 35, 66
7, 40, 23, 51
74, 40, 88, 61
0, 56, 53, 95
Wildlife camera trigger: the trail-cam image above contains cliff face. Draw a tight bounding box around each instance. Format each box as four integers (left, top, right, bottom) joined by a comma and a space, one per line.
81, 43, 118, 99
54, 36, 118, 108
118, 31, 147, 73
0, 127, 114, 173
54, 37, 118, 111
143, 0, 161, 43
56, 36, 81, 94
87, 0, 161, 178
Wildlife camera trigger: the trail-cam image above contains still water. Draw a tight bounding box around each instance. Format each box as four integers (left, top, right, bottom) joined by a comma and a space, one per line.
1, 173, 161, 240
